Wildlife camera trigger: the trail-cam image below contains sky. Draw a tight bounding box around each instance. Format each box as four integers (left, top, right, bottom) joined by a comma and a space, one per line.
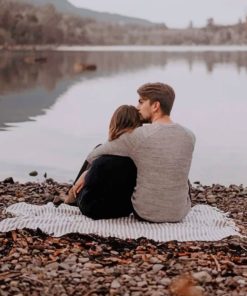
68, 0, 247, 28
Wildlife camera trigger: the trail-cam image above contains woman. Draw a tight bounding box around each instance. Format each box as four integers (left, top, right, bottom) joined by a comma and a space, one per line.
58, 105, 142, 219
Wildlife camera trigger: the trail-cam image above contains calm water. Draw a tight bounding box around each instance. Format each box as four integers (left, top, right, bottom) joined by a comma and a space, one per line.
0, 46, 246, 185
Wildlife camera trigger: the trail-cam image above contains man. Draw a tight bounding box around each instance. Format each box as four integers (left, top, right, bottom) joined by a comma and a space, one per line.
79, 82, 195, 222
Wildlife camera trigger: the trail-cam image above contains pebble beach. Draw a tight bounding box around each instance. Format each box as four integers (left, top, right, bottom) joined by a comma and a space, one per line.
0, 178, 246, 296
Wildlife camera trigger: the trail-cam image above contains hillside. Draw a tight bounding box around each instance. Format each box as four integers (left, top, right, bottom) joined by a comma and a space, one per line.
1, 0, 247, 46
18, 0, 156, 26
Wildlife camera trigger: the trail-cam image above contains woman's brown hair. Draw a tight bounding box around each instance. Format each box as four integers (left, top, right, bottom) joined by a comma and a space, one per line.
109, 105, 142, 141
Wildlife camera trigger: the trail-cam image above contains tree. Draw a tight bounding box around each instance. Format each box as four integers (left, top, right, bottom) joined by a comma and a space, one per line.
206, 17, 215, 29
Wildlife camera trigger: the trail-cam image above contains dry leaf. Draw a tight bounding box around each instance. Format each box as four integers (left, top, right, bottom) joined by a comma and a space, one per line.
170, 275, 204, 296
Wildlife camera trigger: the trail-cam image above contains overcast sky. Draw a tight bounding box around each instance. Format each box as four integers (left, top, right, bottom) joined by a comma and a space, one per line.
68, 0, 247, 28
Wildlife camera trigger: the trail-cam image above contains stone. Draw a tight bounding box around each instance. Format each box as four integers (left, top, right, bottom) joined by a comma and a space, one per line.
3, 177, 14, 184
1, 264, 11, 272
207, 195, 217, 203
159, 278, 171, 286
59, 263, 72, 270
192, 271, 212, 283
78, 257, 89, 263
29, 171, 38, 177
137, 281, 147, 287
111, 279, 121, 289
149, 257, 162, 264
152, 264, 164, 273
45, 262, 59, 270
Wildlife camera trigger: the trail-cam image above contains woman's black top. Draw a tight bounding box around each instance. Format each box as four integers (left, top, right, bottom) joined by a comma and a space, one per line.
76, 155, 137, 219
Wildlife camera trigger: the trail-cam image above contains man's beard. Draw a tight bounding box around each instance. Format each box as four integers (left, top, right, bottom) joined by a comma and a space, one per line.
139, 113, 152, 124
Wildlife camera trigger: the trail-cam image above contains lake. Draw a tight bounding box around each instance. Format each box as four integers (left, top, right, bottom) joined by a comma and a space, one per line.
0, 46, 246, 185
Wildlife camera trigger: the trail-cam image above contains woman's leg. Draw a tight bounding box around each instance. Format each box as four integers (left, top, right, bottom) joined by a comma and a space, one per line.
77, 155, 136, 219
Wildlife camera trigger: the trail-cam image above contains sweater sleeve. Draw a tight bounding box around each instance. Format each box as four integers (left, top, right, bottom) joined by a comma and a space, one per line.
86, 128, 141, 164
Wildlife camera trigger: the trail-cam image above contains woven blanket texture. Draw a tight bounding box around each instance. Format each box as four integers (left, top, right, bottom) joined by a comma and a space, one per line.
0, 202, 241, 242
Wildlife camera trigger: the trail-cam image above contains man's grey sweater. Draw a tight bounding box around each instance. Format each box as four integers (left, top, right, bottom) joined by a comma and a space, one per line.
87, 122, 196, 222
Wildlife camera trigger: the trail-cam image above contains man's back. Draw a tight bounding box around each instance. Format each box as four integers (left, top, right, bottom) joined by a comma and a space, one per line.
87, 122, 195, 222
130, 122, 195, 222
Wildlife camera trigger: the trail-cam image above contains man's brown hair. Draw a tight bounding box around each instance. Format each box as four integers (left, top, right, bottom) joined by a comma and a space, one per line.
137, 82, 175, 115
109, 105, 142, 141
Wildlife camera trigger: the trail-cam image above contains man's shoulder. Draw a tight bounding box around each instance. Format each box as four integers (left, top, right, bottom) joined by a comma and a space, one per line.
176, 124, 196, 143
131, 123, 156, 137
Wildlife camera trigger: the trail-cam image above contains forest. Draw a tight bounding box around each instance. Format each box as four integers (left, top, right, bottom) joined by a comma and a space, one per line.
1, 0, 247, 46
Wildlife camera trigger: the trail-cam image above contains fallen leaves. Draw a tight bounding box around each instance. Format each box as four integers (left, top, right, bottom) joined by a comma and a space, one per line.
170, 275, 204, 296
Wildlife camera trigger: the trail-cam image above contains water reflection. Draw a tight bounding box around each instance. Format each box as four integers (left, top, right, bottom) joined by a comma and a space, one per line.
1, 50, 247, 130
2, 50, 247, 95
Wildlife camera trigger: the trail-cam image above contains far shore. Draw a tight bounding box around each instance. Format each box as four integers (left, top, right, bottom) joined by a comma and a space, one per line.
0, 44, 57, 51
1, 44, 247, 52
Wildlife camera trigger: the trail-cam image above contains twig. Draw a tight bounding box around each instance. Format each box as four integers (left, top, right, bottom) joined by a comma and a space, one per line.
21, 275, 44, 285
210, 254, 221, 272
240, 244, 247, 252
0, 272, 21, 281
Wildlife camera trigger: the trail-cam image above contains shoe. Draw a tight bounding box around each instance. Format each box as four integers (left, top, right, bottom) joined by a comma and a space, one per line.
53, 195, 64, 206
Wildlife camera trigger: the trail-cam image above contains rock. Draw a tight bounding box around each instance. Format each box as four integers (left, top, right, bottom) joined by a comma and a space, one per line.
173, 263, 184, 270
110, 250, 119, 255
236, 278, 246, 286
122, 274, 132, 281
64, 255, 77, 263
10, 281, 19, 287
159, 278, 172, 286
29, 171, 38, 177
14, 264, 22, 270
207, 194, 217, 203
137, 281, 147, 287
78, 257, 89, 263
3, 177, 14, 184
192, 271, 212, 283
45, 262, 59, 270
84, 263, 103, 269
152, 264, 164, 273
111, 279, 121, 288
73, 63, 97, 73
71, 248, 81, 253
149, 257, 162, 264
1, 264, 11, 272
59, 263, 72, 270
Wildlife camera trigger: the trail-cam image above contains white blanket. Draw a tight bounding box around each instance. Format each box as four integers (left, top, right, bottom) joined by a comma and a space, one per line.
0, 202, 241, 242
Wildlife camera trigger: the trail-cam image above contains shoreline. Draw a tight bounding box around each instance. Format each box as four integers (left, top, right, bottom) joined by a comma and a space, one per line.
0, 45, 57, 52
1, 176, 246, 188
1, 44, 247, 52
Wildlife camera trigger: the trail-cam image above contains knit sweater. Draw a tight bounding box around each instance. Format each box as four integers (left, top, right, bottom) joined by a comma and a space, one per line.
87, 122, 196, 222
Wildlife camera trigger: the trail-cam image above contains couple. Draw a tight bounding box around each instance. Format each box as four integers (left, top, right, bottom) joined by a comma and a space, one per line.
59, 82, 196, 222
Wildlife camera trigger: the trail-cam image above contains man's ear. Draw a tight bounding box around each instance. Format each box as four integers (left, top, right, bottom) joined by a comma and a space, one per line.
152, 101, 160, 112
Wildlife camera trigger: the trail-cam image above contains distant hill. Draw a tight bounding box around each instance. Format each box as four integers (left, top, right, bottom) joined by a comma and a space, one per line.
18, 0, 157, 26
